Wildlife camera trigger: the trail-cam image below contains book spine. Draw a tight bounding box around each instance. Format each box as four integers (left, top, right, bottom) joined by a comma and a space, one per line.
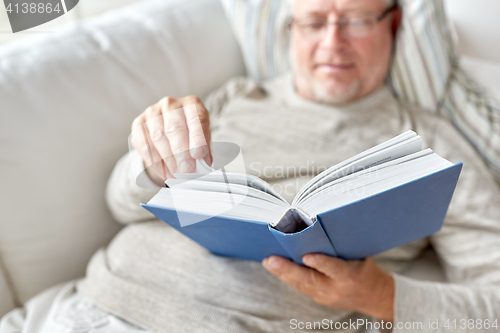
268, 219, 337, 265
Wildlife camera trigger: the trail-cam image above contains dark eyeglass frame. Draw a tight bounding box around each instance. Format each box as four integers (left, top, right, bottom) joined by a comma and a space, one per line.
288, 4, 400, 31
376, 4, 399, 22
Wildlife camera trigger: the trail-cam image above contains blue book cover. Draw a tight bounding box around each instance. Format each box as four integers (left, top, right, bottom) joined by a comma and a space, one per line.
141, 162, 462, 264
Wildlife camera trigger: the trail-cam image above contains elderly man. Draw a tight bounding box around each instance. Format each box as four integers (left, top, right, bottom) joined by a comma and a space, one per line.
2, 0, 500, 332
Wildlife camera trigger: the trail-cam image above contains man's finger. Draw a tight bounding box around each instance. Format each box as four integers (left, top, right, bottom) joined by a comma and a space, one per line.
302, 253, 354, 281
131, 118, 174, 183
144, 114, 176, 176
262, 256, 331, 296
131, 116, 151, 162
146, 144, 175, 182
183, 103, 210, 160
162, 106, 194, 173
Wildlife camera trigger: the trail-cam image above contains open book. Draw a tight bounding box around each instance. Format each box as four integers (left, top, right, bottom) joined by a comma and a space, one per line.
142, 131, 462, 263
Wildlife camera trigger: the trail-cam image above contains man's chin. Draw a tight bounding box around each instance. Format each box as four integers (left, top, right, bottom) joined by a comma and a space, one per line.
312, 79, 361, 105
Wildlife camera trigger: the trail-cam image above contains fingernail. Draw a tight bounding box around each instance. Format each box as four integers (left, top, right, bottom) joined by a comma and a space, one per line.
179, 160, 193, 173
191, 146, 207, 158
303, 255, 317, 266
264, 257, 282, 270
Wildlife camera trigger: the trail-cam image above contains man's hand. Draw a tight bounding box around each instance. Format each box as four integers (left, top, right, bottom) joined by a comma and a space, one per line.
131, 96, 212, 186
262, 254, 395, 322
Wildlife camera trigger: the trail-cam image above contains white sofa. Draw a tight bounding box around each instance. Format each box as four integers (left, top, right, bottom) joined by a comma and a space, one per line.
444, 0, 500, 99
0, 0, 245, 317
0, 0, 498, 319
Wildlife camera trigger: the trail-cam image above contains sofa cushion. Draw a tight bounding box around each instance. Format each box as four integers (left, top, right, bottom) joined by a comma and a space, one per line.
0, 0, 245, 305
444, 0, 500, 63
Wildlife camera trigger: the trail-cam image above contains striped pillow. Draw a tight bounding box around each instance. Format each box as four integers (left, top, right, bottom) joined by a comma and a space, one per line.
221, 0, 500, 182
220, 0, 292, 80
440, 69, 500, 180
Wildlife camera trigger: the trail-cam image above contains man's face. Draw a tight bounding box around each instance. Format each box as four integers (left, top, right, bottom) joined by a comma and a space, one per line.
291, 0, 396, 105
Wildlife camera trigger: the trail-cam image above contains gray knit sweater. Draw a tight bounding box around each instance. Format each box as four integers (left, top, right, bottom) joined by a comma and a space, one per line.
78, 73, 500, 333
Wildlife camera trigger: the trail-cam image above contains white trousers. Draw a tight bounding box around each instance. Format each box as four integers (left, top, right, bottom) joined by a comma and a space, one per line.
0, 281, 149, 333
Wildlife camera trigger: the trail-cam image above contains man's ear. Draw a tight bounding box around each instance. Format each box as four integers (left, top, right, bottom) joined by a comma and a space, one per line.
391, 8, 402, 38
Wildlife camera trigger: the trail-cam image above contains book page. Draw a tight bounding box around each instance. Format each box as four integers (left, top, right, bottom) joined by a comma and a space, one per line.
298, 153, 452, 216
167, 159, 287, 203
148, 187, 288, 225
292, 131, 421, 206
298, 149, 432, 204
170, 179, 289, 208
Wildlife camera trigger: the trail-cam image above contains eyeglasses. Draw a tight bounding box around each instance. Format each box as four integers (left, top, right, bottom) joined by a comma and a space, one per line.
289, 4, 398, 40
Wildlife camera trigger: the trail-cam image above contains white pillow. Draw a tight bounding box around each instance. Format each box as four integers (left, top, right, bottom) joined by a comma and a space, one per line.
0, 0, 245, 305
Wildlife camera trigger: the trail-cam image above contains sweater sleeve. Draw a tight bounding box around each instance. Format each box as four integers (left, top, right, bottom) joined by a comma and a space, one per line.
105, 149, 160, 224
391, 112, 500, 332
202, 75, 262, 132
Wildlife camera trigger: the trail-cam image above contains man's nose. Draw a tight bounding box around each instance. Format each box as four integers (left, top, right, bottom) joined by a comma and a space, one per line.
319, 23, 347, 48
